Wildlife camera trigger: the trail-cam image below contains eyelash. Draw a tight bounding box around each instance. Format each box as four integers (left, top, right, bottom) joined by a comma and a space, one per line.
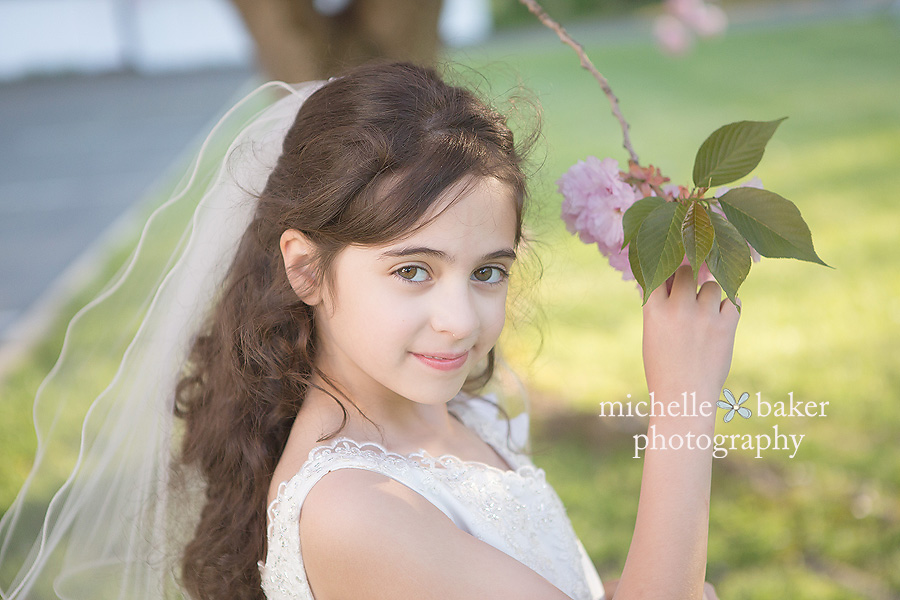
392, 265, 511, 286
472, 265, 511, 285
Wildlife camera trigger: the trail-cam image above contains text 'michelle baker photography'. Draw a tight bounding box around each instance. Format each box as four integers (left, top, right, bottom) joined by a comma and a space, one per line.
598, 391, 828, 460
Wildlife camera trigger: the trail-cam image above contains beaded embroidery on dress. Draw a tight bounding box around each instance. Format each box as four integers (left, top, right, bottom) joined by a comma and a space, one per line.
260, 396, 605, 600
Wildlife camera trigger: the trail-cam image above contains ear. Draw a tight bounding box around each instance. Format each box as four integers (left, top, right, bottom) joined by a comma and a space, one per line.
280, 229, 322, 305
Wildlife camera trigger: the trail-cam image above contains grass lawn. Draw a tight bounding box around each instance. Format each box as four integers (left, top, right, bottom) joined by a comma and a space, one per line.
455, 12, 900, 599
2, 11, 899, 599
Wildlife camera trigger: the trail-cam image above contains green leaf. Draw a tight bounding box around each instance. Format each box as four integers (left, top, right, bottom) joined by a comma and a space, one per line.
705, 212, 751, 304
682, 202, 715, 280
636, 202, 687, 304
692, 118, 787, 188
718, 187, 829, 266
628, 240, 646, 293
622, 196, 665, 249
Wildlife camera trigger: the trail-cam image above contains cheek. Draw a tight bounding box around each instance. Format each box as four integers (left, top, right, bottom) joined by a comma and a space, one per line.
348, 286, 416, 340
481, 294, 509, 341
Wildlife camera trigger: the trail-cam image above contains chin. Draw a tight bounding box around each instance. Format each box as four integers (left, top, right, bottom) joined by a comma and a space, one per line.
401, 381, 467, 406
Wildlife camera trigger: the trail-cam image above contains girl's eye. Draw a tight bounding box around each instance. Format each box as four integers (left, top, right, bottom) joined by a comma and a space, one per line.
472, 266, 508, 284
394, 265, 429, 282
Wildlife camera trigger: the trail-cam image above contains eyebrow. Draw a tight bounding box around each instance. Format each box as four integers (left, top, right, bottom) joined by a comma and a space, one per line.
379, 246, 517, 263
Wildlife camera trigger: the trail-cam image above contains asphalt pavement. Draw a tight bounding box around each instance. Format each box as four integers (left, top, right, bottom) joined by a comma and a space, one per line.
0, 67, 254, 364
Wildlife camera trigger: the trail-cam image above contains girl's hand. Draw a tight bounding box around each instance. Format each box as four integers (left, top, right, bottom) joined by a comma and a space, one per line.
614, 266, 735, 600
641, 265, 740, 409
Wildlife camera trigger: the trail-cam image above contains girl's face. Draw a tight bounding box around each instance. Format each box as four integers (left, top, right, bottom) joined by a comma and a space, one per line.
313, 176, 518, 408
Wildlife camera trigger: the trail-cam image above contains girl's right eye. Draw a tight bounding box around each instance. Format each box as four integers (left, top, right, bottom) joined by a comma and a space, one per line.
394, 265, 429, 283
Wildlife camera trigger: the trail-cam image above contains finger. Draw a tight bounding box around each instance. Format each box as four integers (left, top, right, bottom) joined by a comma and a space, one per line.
697, 279, 724, 313
720, 295, 742, 323
643, 278, 670, 311
669, 264, 698, 300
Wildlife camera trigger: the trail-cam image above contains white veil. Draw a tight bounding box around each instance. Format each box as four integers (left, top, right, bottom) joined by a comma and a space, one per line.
0, 79, 326, 600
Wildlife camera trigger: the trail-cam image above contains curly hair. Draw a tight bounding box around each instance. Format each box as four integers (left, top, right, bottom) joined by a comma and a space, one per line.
173, 62, 532, 599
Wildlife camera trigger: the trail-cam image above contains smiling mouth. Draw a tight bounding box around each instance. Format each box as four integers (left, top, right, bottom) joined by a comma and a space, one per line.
412, 351, 469, 371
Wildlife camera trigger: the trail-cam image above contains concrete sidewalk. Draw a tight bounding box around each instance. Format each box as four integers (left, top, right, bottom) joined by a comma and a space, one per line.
0, 67, 254, 372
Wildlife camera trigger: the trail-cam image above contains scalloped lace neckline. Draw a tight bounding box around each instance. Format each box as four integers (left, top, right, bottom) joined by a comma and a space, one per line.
271, 401, 538, 509
307, 435, 536, 476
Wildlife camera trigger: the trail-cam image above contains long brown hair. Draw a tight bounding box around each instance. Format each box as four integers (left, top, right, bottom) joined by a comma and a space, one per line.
173, 62, 532, 599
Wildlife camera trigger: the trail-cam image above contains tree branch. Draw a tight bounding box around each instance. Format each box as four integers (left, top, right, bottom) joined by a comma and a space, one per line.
517, 0, 640, 165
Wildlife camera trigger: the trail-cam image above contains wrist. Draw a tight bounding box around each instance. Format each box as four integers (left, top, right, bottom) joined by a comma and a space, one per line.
643, 391, 719, 437
643, 390, 719, 417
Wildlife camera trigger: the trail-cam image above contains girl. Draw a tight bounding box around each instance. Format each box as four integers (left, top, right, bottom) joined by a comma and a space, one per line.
0, 62, 736, 599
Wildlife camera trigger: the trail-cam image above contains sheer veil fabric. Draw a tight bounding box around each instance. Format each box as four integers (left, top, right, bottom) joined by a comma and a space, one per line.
0, 80, 326, 599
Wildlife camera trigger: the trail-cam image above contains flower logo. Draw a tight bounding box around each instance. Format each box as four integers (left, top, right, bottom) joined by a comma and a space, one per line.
717, 389, 752, 423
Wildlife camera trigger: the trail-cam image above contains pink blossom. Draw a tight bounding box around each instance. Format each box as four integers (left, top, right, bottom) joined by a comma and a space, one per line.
669, 0, 726, 35
558, 157, 640, 280
654, 15, 693, 56
750, 243, 762, 263
655, 0, 727, 55
608, 246, 634, 279
687, 4, 727, 37
662, 183, 688, 200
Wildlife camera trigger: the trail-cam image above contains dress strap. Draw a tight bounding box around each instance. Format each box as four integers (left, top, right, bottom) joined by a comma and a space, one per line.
261, 438, 467, 600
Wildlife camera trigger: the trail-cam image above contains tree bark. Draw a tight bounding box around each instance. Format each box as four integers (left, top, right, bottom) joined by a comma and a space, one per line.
230, 0, 443, 82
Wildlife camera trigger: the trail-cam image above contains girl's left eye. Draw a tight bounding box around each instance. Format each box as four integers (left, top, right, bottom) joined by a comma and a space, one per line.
471, 266, 508, 284
394, 265, 429, 282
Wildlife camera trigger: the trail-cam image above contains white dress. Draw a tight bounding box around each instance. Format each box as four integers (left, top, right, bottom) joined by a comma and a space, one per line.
260, 396, 605, 600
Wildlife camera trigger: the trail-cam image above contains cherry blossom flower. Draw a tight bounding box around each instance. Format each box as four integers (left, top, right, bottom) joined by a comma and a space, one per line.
558, 157, 640, 280
654, 15, 693, 55
558, 163, 761, 284
655, 0, 727, 55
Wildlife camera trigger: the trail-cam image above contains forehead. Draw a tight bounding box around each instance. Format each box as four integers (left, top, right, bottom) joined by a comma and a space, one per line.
400, 176, 518, 249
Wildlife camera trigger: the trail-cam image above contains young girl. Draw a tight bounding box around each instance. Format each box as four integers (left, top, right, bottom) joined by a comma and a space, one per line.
1, 62, 736, 600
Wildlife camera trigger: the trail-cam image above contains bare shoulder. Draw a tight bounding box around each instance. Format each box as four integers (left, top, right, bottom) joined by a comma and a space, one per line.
299, 468, 571, 600
267, 398, 349, 505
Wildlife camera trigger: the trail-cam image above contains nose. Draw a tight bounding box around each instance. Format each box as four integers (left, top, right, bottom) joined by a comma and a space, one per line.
429, 280, 479, 342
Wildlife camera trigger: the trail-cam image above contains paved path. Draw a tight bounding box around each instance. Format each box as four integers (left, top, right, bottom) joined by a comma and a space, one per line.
0, 67, 253, 356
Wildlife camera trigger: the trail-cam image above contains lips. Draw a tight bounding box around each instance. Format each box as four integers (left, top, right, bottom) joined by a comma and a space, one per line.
411, 351, 469, 372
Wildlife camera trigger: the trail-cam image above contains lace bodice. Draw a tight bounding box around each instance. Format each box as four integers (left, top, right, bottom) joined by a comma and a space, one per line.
260, 397, 605, 600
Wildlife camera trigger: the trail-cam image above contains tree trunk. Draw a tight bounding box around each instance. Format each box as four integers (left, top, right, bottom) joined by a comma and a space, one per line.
230, 0, 443, 82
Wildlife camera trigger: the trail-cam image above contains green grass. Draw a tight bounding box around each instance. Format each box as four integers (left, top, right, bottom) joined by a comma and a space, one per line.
454, 14, 900, 598
3, 13, 899, 599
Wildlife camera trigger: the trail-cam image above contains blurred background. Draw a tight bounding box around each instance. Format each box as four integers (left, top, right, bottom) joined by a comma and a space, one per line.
1, 0, 898, 598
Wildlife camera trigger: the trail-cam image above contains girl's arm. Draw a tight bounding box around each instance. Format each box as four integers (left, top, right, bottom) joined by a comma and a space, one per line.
299, 468, 578, 600
605, 579, 719, 600
612, 265, 740, 600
